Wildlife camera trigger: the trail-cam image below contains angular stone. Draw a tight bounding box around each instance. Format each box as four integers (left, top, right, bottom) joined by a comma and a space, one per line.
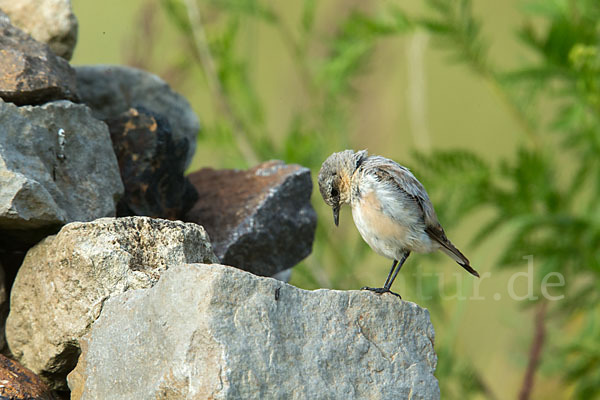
105, 107, 198, 219
185, 161, 317, 277
68, 263, 440, 400
0, 11, 78, 105
0, 0, 78, 60
75, 65, 199, 167
0, 354, 56, 400
6, 217, 218, 391
0, 99, 123, 250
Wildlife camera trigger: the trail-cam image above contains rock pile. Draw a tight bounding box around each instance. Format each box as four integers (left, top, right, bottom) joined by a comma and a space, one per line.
0, 1, 438, 399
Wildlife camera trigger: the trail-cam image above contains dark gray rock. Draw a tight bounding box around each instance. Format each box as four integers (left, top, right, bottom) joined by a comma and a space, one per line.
0, 0, 78, 60
75, 65, 199, 167
105, 107, 198, 219
0, 11, 78, 105
6, 217, 218, 391
185, 160, 317, 277
0, 99, 123, 249
68, 263, 440, 400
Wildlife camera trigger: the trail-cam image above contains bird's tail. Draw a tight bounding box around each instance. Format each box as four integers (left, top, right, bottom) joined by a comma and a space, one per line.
426, 226, 480, 277
439, 245, 480, 278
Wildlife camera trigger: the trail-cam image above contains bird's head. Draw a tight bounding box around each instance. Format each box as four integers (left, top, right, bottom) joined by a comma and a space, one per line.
318, 149, 367, 226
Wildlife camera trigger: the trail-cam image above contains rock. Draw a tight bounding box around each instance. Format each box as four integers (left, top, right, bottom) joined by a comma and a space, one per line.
271, 267, 292, 282
5, 217, 218, 391
75, 65, 199, 167
0, 0, 78, 60
0, 11, 78, 105
185, 160, 317, 277
105, 107, 198, 219
0, 354, 56, 400
0, 99, 123, 250
68, 263, 440, 400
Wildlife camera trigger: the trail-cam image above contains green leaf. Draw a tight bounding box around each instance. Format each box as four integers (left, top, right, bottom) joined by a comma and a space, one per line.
210, 0, 277, 23
160, 0, 192, 33
300, 0, 317, 34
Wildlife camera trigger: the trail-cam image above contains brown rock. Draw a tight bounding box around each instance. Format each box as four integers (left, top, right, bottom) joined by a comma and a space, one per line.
105, 107, 198, 219
0, 354, 55, 399
0, 0, 78, 60
185, 160, 317, 277
0, 11, 78, 105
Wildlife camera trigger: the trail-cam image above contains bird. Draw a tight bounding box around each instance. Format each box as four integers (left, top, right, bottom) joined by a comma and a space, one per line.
318, 149, 479, 297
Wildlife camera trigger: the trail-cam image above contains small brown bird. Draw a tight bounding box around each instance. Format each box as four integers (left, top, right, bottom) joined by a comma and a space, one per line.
318, 150, 479, 297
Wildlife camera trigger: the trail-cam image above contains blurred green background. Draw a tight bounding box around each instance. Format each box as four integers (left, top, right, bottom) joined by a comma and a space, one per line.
71, 1, 600, 399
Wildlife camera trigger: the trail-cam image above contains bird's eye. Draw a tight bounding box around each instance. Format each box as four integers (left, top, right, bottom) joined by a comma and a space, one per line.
331, 187, 338, 197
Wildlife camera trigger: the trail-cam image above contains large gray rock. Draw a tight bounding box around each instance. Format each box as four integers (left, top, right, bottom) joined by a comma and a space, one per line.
0, 99, 123, 249
0, 0, 78, 60
68, 263, 440, 400
0, 11, 78, 105
75, 65, 199, 167
185, 160, 317, 277
6, 217, 218, 391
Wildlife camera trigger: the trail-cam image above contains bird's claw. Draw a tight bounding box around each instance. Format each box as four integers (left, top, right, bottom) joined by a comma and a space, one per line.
360, 286, 402, 299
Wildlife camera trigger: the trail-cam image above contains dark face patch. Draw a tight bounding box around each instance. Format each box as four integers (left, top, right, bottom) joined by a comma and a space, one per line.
317, 168, 340, 208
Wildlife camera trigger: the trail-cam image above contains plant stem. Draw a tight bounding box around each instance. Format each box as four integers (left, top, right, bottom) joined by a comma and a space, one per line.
518, 301, 548, 400
274, 16, 318, 99
183, 0, 259, 165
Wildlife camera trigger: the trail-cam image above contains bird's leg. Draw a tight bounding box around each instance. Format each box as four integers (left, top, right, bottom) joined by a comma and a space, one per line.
382, 259, 399, 288
384, 251, 410, 290
361, 251, 411, 298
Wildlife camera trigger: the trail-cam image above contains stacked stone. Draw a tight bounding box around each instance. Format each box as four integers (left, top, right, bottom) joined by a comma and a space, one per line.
0, 1, 438, 399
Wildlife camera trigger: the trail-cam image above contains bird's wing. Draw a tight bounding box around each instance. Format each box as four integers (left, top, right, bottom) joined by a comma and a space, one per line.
368, 157, 440, 229
367, 157, 478, 276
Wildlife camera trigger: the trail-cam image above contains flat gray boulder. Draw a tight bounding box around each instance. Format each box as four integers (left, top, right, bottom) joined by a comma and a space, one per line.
0, 99, 123, 249
6, 217, 218, 391
75, 65, 199, 167
68, 263, 440, 400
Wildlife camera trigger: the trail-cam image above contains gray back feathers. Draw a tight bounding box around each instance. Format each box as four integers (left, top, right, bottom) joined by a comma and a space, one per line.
358, 155, 441, 230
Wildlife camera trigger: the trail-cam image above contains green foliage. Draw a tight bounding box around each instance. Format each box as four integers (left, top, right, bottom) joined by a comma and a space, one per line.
154, 0, 599, 398
563, 311, 600, 398
420, 0, 488, 73
408, 0, 600, 398
320, 9, 411, 97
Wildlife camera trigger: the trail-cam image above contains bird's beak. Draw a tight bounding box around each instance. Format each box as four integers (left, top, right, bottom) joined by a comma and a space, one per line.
333, 206, 340, 227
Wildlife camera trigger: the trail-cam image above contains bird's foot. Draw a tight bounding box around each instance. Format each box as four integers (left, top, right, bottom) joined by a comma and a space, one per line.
360, 286, 402, 299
